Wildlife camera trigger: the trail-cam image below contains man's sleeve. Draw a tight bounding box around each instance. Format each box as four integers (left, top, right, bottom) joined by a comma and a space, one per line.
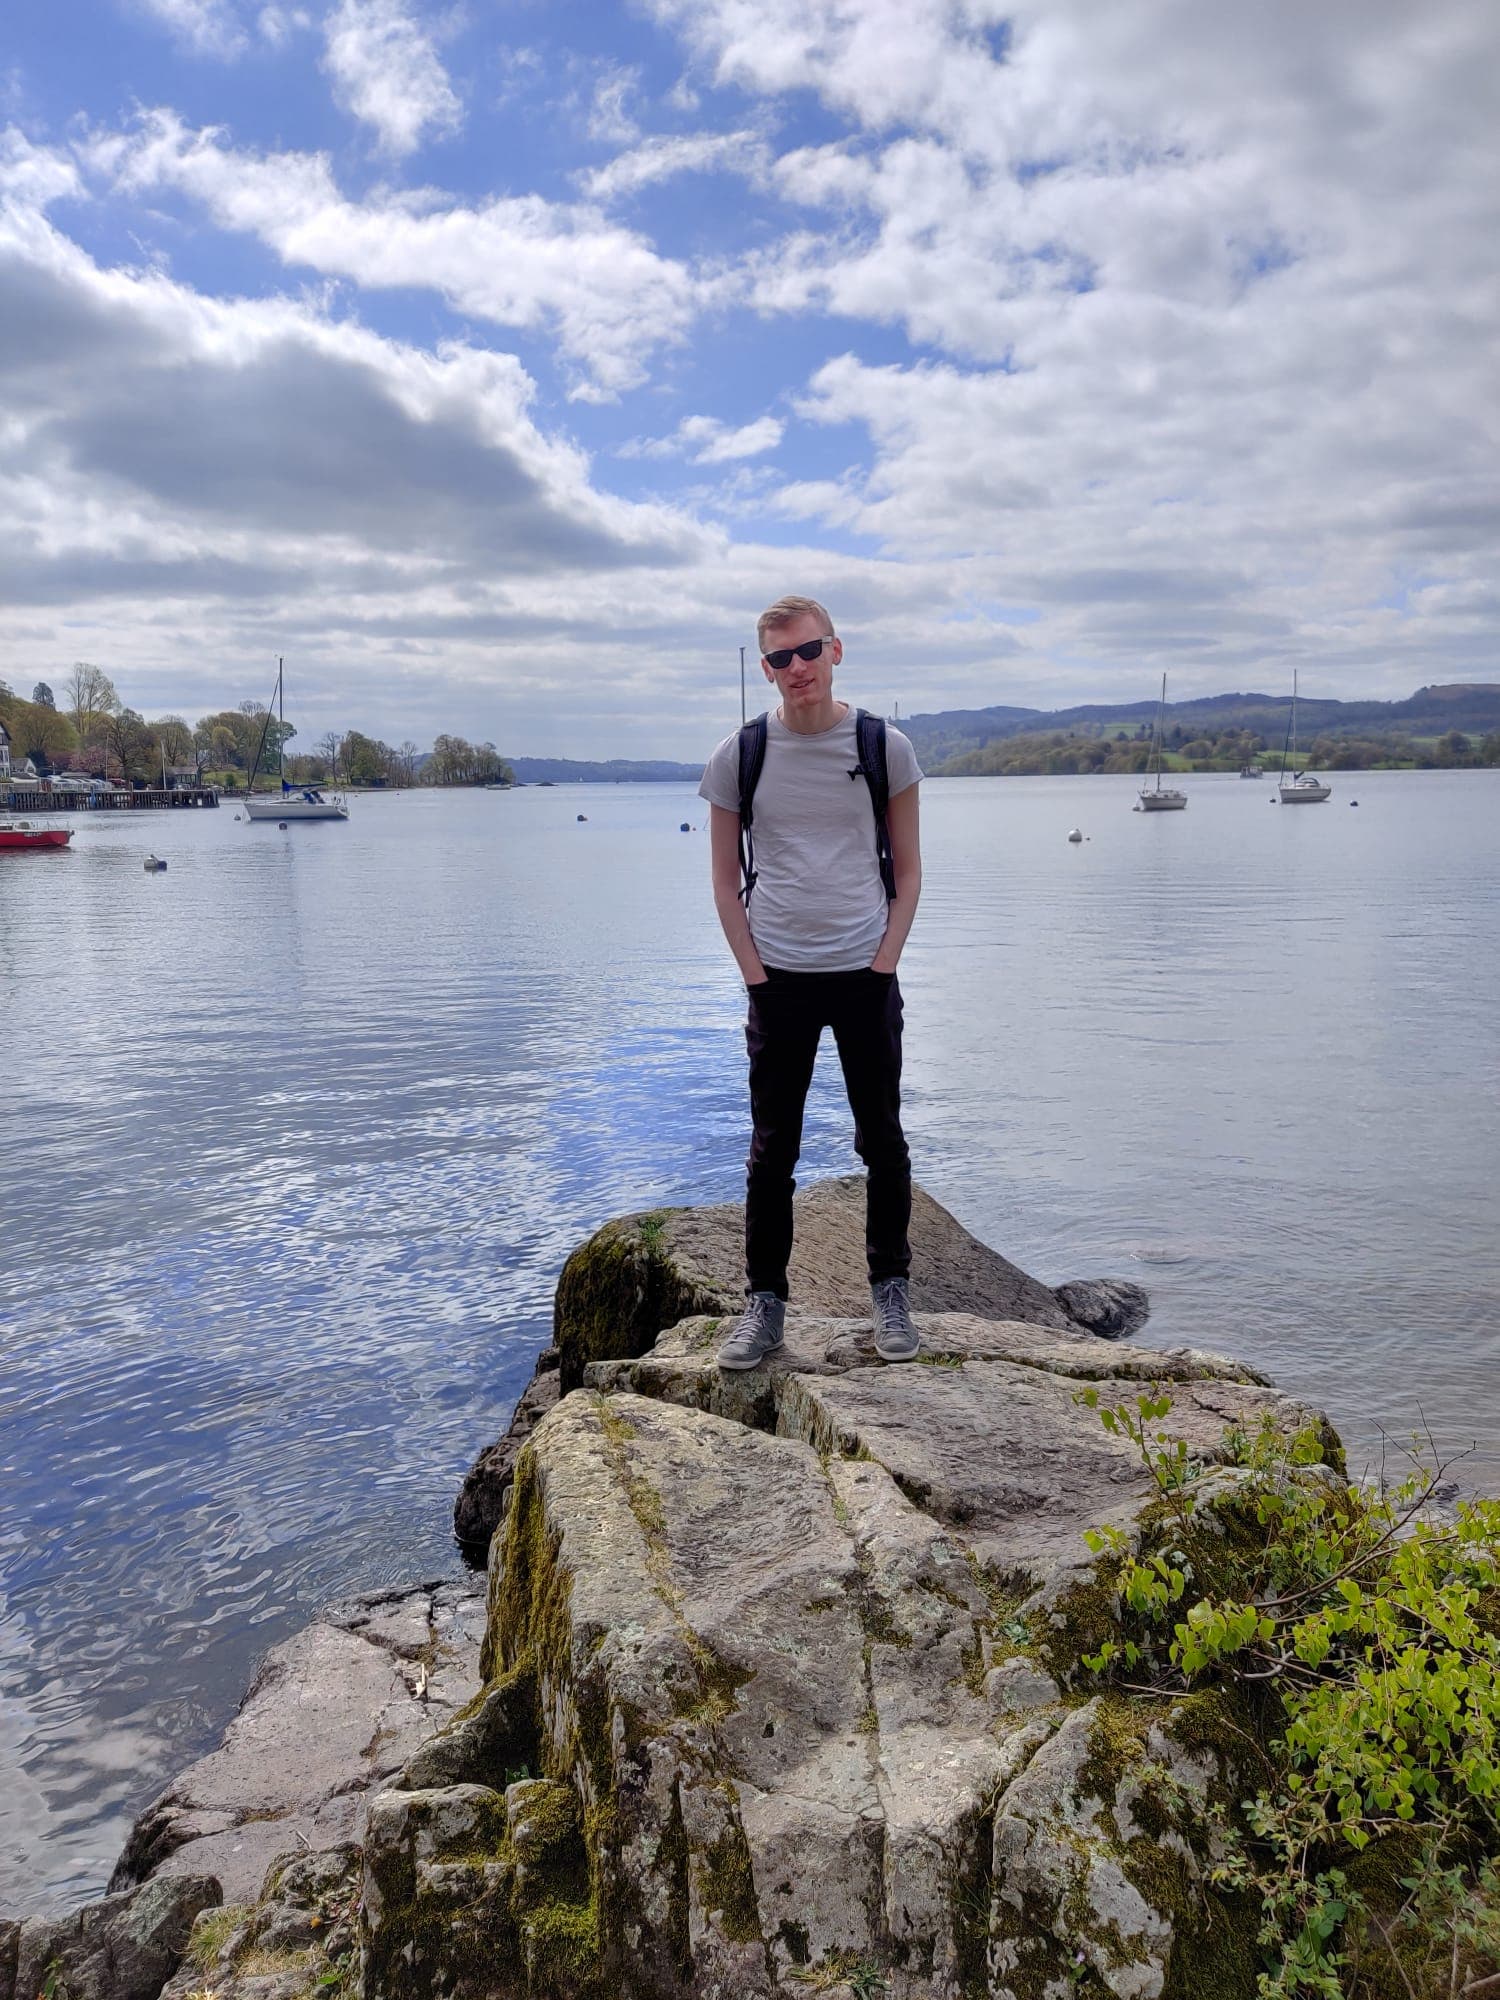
886, 726, 924, 797
698, 731, 741, 809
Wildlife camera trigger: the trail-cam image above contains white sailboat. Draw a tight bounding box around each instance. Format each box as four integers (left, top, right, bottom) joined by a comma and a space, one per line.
243, 660, 349, 822
1277, 671, 1331, 804
1135, 673, 1187, 812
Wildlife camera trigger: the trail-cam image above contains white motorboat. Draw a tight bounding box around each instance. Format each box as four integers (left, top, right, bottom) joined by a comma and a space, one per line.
1136, 673, 1187, 812
1277, 672, 1331, 803
243, 660, 349, 822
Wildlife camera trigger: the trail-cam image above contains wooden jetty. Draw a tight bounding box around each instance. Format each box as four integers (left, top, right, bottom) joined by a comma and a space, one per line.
2, 787, 220, 813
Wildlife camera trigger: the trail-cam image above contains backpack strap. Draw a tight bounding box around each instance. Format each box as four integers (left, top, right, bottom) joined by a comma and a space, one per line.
736, 712, 769, 905
853, 708, 897, 901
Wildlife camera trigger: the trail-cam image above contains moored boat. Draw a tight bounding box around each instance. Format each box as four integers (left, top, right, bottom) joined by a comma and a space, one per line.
243, 660, 350, 823
1135, 673, 1187, 812
0, 817, 72, 850
244, 789, 350, 822
1278, 671, 1331, 803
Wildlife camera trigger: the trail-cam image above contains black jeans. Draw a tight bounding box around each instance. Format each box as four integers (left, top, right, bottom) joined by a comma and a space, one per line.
744, 966, 912, 1300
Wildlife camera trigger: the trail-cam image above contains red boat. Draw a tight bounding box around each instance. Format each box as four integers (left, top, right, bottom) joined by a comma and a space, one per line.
0, 817, 72, 850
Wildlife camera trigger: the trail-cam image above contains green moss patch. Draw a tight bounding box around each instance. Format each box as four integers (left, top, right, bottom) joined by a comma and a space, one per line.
552, 1215, 731, 1390
700, 1799, 763, 1947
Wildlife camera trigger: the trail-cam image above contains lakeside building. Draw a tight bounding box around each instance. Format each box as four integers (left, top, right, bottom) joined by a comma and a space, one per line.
0, 722, 41, 790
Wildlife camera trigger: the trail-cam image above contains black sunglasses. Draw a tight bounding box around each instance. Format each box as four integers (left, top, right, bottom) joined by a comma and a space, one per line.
763, 636, 836, 671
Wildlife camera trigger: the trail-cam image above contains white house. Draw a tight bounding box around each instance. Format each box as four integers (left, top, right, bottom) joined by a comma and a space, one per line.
0, 722, 41, 789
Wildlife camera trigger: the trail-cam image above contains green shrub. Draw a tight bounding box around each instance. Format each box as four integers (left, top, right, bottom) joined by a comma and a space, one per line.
1076, 1386, 1500, 1998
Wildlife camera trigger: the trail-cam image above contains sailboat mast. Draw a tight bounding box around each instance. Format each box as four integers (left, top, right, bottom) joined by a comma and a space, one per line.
277, 658, 285, 791
1156, 672, 1167, 791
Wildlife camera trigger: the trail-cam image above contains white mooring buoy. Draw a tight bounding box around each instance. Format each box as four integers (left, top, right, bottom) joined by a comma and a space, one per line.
1067, 827, 1083, 843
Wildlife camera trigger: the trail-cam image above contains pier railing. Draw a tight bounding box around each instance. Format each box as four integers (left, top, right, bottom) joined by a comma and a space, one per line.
2, 787, 220, 812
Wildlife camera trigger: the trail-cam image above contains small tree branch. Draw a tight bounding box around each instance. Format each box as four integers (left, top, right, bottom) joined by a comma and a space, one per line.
1372, 1913, 1421, 2000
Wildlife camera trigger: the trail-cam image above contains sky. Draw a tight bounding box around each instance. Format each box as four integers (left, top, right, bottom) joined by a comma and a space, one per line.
2, 0, 1497, 758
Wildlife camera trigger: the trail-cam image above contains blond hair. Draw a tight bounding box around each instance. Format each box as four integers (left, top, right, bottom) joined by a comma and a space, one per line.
756, 595, 836, 655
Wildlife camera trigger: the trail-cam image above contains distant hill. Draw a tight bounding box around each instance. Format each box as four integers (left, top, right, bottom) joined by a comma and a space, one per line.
510, 756, 703, 784
899, 683, 1500, 768
488, 685, 1498, 781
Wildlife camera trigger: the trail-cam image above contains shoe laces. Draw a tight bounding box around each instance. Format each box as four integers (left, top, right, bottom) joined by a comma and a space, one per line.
871, 1278, 910, 1327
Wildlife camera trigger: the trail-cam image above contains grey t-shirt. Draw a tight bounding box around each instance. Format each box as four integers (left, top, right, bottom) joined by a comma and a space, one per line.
699, 707, 922, 972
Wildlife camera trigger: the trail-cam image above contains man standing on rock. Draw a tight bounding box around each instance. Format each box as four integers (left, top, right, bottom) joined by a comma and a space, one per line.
698, 594, 924, 1370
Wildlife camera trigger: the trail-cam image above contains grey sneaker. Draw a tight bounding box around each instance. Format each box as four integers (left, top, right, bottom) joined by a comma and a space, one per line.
717, 1292, 787, 1371
871, 1277, 919, 1362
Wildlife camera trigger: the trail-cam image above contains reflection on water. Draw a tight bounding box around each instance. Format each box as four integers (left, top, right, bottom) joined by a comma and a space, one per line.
1, 770, 1497, 1909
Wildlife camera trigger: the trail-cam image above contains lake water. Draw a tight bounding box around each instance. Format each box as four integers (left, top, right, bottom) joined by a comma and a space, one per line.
2, 769, 1497, 1913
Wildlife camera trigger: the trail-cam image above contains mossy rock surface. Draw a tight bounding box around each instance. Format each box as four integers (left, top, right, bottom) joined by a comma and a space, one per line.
553, 1212, 732, 1392
552, 1175, 1102, 1392
990, 1696, 1264, 2000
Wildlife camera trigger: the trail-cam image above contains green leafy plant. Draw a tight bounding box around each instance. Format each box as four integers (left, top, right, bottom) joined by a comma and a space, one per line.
1074, 1387, 1500, 1997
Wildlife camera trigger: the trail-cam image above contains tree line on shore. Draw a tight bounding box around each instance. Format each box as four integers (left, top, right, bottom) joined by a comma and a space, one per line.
933, 720, 1500, 777
0, 666, 515, 790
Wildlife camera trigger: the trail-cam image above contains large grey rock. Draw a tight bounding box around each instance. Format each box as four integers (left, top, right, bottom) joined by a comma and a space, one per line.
48, 1185, 1310, 2000
360, 1785, 516, 2000
776, 1348, 1304, 1579
588, 1310, 1291, 1585
386, 1308, 1325, 1997
481, 1389, 1022, 1996
12, 1872, 220, 2000
549, 1175, 1116, 1395
111, 1580, 485, 1904
454, 1178, 1151, 1555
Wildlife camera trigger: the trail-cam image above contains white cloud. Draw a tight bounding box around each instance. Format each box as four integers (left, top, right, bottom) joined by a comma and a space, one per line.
580, 129, 767, 203
321, 0, 462, 158
0, 160, 785, 751
683, 415, 784, 463
586, 65, 642, 145
625, 413, 785, 464
100, 111, 716, 396
257, 5, 312, 47
10, 0, 1500, 739
1, 128, 85, 209
631, 0, 1500, 692
134, 0, 247, 57
0, 149, 985, 753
